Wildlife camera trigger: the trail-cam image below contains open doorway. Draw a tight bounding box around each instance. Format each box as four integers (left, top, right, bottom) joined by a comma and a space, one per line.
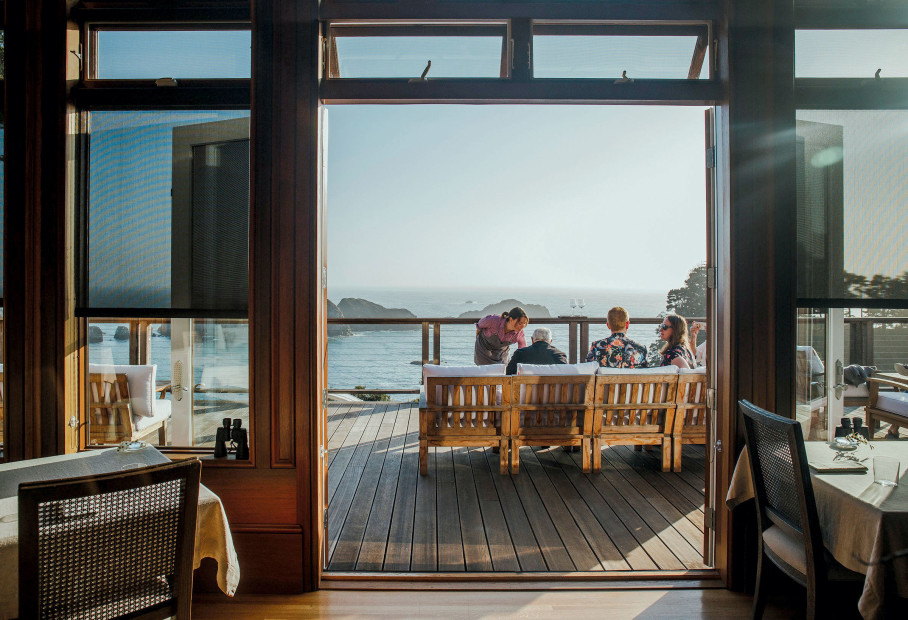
320, 104, 716, 575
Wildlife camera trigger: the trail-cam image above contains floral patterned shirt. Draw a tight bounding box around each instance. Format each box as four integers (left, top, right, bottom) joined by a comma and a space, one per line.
661, 344, 695, 367
586, 333, 649, 368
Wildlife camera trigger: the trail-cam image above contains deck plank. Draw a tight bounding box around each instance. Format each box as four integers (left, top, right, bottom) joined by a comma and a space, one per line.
613, 446, 706, 517
453, 448, 494, 571
519, 448, 603, 571
410, 441, 438, 571
468, 447, 521, 572
436, 447, 466, 571
482, 449, 549, 572
329, 404, 399, 570
382, 407, 420, 571
356, 404, 411, 570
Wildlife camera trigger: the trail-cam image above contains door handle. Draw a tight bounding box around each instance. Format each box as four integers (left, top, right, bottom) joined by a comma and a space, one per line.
172, 361, 190, 401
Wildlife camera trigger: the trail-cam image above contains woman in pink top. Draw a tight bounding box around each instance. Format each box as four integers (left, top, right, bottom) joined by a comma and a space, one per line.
474, 307, 529, 365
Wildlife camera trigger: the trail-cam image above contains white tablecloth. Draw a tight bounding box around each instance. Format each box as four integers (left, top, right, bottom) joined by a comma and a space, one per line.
727, 441, 908, 619
0, 449, 240, 619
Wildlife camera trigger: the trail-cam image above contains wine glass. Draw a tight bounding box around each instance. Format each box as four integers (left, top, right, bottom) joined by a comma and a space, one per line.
569, 298, 577, 316
577, 298, 585, 316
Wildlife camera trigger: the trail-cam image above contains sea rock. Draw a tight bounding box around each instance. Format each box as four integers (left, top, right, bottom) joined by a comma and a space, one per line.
337, 298, 419, 331
114, 326, 130, 341
327, 300, 353, 337
89, 325, 104, 344
458, 299, 551, 319
157, 324, 171, 338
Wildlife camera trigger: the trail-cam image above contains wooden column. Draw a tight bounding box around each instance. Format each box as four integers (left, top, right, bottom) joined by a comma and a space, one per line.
715, 0, 796, 590
3, 0, 77, 461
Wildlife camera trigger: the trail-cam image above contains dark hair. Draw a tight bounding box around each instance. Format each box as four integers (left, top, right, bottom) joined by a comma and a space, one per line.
659, 313, 690, 353
501, 306, 528, 322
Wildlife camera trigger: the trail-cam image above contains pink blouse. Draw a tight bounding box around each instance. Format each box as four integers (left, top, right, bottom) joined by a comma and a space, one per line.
476, 314, 527, 348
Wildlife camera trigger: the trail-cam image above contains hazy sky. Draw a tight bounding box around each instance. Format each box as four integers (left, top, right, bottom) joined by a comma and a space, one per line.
326, 104, 709, 292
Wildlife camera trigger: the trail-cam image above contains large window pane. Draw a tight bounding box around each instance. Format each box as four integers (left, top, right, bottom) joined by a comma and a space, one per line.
331, 36, 504, 78
85, 111, 250, 313
95, 30, 251, 79
796, 110, 908, 302
796, 30, 908, 78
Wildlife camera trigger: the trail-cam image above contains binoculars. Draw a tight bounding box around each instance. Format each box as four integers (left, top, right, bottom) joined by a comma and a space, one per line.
835, 417, 869, 440
214, 417, 250, 460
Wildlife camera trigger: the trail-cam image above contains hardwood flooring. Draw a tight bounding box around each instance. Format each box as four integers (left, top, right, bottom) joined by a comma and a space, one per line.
326, 403, 708, 573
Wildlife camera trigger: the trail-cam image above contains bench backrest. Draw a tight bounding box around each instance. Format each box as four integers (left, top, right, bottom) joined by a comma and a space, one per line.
675, 371, 709, 436
594, 372, 679, 435
423, 375, 510, 433
511, 375, 595, 434
88, 372, 135, 444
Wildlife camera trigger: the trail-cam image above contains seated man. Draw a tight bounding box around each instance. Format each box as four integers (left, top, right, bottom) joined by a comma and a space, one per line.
586, 306, 649, 368
506, 327, 567, 375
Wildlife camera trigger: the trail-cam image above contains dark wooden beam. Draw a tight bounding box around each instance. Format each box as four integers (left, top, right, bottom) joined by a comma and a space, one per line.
795, 78, 908, 110
72, 81, 251, 109
795, 7, 908, 30
320, 78, 722, 104
71, 6, 250, 24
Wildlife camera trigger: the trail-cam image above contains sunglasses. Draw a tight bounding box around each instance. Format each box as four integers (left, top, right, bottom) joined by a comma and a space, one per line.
658, 324, 671, 331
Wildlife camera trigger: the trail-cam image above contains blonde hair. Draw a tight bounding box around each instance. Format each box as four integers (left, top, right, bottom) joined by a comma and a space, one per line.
659, 314, 691, 354
607, 306, 629, 331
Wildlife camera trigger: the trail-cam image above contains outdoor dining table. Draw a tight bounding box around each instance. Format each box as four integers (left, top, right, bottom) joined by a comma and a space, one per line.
727, 441, 908, 620
0, 446, 240, 620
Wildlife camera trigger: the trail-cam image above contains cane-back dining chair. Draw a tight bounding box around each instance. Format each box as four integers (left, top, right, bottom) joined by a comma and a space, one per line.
739, 400, 862, 620
18, 459, 201, 620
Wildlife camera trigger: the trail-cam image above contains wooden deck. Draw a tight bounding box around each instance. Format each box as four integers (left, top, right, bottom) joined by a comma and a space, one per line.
327, 402, 708, 573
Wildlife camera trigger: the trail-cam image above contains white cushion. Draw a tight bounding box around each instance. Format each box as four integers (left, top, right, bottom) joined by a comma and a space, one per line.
199, 365, 248, 391
89, 363, 157, 418
796, 346, 825, 375
134, 399, 172, 432
679, 367, 707, 375
423, 363, 505, 384
517, 362, 598, 376
598, 365, 679, 375
877, 391, 908, 418
763, 525, 807, 576
844, 384, 869, 398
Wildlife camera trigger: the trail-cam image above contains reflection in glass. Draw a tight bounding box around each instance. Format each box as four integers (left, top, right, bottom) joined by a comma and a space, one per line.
96, 30, 251, 79
796, 308, 828, 441
533, 35, 706, 79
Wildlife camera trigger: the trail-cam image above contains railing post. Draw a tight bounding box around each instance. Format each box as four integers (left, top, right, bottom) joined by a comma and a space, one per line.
568, 321, 578, 363
433, 322, 441, 365
863, 320, 874, 366
421, 321, 430, 366
579, 320, 589, 362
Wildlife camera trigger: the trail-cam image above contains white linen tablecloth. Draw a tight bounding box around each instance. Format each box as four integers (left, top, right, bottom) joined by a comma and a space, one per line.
727, 441, 908, 620
0, 449, 239, 619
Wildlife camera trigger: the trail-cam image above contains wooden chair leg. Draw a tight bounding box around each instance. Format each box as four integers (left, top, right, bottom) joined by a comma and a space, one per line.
510, 440, 520, 474
419, 441, 428, 476
672, 437, 683, 472
499, 439, 509, 475
661, 438, 672, 472
581, 437, 591, 473
592, 437, 602, 473
752, 551, 769, 620
158, 422, 167, 446
634, 444, 643, 452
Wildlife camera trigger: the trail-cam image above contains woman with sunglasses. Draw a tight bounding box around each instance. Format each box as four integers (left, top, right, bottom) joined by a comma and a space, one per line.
657, 314, 697, 369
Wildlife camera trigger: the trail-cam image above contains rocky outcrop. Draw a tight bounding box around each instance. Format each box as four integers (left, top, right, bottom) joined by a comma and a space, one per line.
327, 300, 354, 337
458, 299, 551, 319
157, 324, 171, 338
337, 298, 419, 331
89, 325, 104, 344
114, 326, 130, 341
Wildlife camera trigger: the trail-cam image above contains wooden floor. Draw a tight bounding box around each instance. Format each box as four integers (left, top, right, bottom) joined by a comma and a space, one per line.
327, 402, 708, 573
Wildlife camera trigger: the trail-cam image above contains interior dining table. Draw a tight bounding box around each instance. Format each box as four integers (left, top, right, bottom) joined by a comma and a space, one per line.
0, 446, 240, 620
727, 440, 908, 620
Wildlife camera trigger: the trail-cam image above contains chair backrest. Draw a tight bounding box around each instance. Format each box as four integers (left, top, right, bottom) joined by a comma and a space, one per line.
424, 376, 510, 432
88, 372, 135, 445
675, 371, 708, 434
739, 400, 825, 575
511, 375, 595, 432
594, 373, 679, 433
18, 459, 202, 620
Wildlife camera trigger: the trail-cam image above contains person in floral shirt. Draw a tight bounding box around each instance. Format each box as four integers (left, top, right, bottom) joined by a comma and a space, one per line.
586, 307, 649, 368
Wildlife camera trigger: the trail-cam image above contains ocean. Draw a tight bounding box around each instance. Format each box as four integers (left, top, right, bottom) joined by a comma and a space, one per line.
87, 287, 677, 403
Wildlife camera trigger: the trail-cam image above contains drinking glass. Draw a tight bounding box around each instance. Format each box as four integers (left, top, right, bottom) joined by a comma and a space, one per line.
569, 298, 577, 316
577, 298, 585, 315
873, 456, 899, 487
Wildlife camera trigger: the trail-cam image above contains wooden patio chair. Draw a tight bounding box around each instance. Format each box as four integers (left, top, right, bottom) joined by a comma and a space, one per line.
593, 371, 679, 473
89, 372, 168, 446
509, 374, 596, 474
18, 459, 202, 620
419, 375, 510, 475
739, 400, 863, 620
671, 368, 708, 472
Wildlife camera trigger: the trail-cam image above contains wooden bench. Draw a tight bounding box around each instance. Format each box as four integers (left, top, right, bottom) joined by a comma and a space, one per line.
88, 373, 168, 445
420, 375, 510, 475
866, 373, 908, 436
510, 375, 595, 474
418, 370, 708, 475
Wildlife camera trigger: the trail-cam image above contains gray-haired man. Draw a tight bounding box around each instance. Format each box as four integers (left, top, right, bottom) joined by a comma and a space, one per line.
506, 327, 568, 375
